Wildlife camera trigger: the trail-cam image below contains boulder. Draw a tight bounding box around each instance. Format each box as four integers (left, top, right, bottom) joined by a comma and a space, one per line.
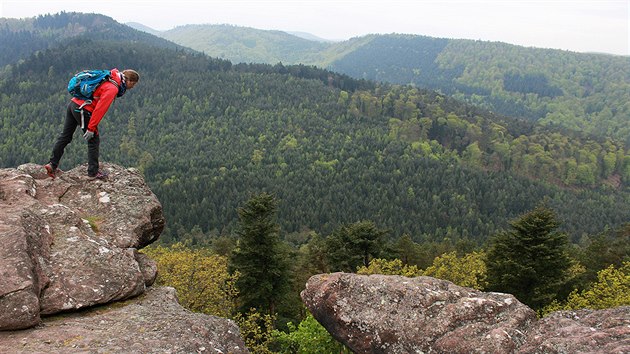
519, 306, 630, 354
301, 272, 536, 353
301, 273, 630, 353
0, 286, 248, 353
0, 163, 165, 330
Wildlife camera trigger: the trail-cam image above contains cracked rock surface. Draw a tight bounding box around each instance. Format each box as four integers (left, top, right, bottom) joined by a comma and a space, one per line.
1, 163, 248, 353
302, 272, 630, 353
0, 163, 164, 330
0, 286, 247, 353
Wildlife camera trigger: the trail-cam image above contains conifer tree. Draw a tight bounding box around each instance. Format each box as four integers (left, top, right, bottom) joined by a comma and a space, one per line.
326, 220, 388, 272
230, 192, 290, 316
395, 233, 421, 265
485, 205, 571, 310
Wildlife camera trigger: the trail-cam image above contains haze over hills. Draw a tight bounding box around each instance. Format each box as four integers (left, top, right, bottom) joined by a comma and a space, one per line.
286, 31, 336, 43
126, 21, 162, 36
131, 22, 630, 145
1, 12, 629, 244
155, 24, 329, 65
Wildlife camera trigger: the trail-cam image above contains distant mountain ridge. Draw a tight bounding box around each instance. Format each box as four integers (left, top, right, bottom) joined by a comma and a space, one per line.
156, 24, 329, 64
287, 31, 336, 43
146, 23, 630, 144
125, 21, 162, 36
1, 12, 629, 242
0, 12, 188, 67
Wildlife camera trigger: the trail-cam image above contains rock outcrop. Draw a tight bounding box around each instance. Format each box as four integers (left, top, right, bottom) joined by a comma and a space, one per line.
0, 163, 165, 330
302, 272, 630, 353
518, 306, 630, 354
1, 163, 248, 352
302, 273, 536, 353
0, 286, 247, 353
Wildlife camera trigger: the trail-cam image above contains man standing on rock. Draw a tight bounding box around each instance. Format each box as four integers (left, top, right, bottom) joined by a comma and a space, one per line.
45, 68, 139, 180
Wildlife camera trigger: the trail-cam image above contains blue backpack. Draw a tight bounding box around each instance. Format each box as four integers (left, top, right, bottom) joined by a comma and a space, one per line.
67, 70, 117, 100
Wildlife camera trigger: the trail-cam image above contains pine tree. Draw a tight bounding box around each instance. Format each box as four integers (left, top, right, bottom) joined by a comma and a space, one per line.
485, 205, 571, 310
395, 233, 420, 265
326, 220, 388, 272
230, 192, 290, 316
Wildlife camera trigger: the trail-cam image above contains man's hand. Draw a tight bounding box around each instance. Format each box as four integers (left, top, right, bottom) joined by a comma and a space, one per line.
83, 130, 95, 141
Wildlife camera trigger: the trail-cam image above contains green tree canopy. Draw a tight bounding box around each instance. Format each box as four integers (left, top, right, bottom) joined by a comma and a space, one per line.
486, 205, 571, 310
230, 192, 291, 316
424, 251, 487, 290
272, 314, 350, 354
325, 220, 388, 272
141, 243, 238, 318
542, 261, 630, 316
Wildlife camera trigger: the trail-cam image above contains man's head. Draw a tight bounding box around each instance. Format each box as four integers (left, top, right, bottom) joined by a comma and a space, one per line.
122, 69, 140, 89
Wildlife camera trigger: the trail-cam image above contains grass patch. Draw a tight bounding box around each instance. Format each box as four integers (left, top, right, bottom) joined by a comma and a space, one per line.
82, 216, 102, 232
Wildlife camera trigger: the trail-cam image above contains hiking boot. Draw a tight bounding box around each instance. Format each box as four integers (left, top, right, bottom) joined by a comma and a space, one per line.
88, 171, 109, 181
44, 163, 57, 179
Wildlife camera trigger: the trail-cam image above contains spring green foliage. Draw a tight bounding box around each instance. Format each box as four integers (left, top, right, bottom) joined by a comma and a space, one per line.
141, 243, 238, 318
357, 252, 487, 290
486, 206, 571, 310
157, 28, 630, 144
272, 314, 350, 354
234, 309, 277, 354
423, 251, 487, 290
542, 262, 630, 316
357, 258, 423, 277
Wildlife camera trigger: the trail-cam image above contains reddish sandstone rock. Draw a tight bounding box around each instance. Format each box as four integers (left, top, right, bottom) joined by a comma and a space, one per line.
301, 272, 630, 353
302, 272, 536, 353
518, 306, 630, 354
0, 163, 164, 330
0, 286, 248, 353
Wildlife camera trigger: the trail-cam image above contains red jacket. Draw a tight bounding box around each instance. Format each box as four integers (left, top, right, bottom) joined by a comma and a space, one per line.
71, 68, 123, 133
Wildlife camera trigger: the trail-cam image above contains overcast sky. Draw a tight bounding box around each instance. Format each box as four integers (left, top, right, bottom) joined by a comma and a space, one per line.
1, 0, 628, 55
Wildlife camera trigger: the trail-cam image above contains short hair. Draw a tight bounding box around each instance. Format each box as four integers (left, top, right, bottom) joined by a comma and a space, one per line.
122, 69, 140, 83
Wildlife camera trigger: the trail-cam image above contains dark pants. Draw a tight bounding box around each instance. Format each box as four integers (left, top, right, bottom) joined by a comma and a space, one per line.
49, 101, 100, 176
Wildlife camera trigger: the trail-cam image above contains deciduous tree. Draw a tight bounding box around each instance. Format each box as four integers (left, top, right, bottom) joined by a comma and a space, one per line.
542, 262, 630, 315
357, 258, 423, 277
424, 251, 487, 290
142, 243, 238, 318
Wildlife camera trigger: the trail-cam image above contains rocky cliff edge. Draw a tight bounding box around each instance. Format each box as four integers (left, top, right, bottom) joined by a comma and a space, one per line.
0, 163, 247, 353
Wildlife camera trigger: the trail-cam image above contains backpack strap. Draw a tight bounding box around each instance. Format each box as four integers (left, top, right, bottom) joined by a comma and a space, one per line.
74, 104, 90, 130
108, 77, 120, 88
109, 75, 128, 97
78, 100, 92, 110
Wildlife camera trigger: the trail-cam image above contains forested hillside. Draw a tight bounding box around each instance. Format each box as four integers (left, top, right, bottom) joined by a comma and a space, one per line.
158, 24, 328, 64
0, 12, 186, 67
3, 14, 625, 349
1, 13, 629, 245
153, 26, 630, 144
148, 23, 375, 69
338, 35, 630, 143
